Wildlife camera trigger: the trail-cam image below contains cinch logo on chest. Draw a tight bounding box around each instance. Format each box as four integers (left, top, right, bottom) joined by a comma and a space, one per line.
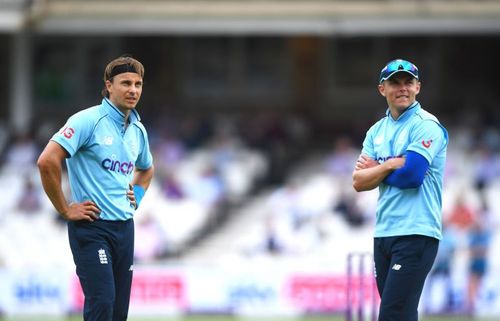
377, 155, 403, 163
102, 158, 134, 175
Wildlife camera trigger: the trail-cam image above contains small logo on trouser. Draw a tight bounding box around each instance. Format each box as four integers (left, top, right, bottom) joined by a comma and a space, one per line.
392, 264, 402, 271
98, 248, 108, 264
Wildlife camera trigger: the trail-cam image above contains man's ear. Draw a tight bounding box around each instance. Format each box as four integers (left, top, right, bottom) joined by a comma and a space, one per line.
415, 81, 421, 95
105, 80, 113, 94
378, 84, 386, 97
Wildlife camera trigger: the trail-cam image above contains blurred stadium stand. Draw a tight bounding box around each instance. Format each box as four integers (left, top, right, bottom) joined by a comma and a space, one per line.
1, 0, 500, 316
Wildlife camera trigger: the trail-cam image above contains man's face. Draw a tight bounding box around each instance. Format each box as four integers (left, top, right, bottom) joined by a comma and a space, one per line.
106, 72, 143, 113
378, 72, 420, 110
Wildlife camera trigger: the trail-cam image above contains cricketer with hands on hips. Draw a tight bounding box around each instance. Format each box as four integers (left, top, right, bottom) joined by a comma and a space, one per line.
37, 54, 154, 321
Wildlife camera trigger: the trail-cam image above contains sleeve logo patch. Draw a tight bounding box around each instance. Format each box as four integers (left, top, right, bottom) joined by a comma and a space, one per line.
422, 139, 433, 148
60, 126, 75, 139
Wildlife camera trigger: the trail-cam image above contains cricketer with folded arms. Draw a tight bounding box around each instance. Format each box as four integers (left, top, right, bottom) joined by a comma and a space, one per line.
37, 55, 154, 321
352, 59, 448, 321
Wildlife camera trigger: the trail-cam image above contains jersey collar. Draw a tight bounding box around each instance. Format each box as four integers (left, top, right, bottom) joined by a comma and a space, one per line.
102, 98, 141, 125
386, 101, 420, 122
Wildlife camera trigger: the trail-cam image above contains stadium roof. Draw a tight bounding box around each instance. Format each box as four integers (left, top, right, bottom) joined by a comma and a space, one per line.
5, 0, 500, 35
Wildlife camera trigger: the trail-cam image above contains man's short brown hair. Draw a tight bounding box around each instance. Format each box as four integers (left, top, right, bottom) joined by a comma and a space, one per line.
101, 55, 145, 98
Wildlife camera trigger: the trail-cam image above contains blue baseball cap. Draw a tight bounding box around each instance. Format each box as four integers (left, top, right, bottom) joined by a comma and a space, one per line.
379, 59, 419, 84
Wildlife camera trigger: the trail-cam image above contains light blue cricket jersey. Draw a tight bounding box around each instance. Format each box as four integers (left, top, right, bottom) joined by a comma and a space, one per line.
51, 98, 153, 221
361, 101, 448, 240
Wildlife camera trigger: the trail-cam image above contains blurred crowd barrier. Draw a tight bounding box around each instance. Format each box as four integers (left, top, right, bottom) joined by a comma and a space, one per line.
0, 263, 376, 318
1, 262, 500, 318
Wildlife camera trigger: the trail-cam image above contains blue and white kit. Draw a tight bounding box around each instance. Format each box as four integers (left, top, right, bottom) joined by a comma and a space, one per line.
51, 97, 153, 220
361, 101, 448, 240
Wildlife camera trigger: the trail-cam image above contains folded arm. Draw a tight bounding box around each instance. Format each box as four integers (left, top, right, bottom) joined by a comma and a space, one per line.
383, 151, 429, 189
352, 154, 405, 192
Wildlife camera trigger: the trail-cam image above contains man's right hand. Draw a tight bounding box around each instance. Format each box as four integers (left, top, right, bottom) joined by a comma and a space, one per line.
62, 201, 101, 222
355, 154, 379, 171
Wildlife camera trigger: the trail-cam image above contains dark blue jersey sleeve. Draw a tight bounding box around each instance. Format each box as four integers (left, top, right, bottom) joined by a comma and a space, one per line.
383, 151, 429, 189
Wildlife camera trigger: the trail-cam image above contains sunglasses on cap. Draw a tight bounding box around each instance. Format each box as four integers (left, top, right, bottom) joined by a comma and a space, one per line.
379, 59, 419, 84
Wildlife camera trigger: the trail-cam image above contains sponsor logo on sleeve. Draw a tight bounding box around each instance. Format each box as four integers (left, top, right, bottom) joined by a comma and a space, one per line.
422, 140, 433, 148
60, 126, 75, 139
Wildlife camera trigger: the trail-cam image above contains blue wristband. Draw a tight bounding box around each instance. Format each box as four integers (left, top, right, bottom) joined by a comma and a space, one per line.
133, 185, 145, 209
